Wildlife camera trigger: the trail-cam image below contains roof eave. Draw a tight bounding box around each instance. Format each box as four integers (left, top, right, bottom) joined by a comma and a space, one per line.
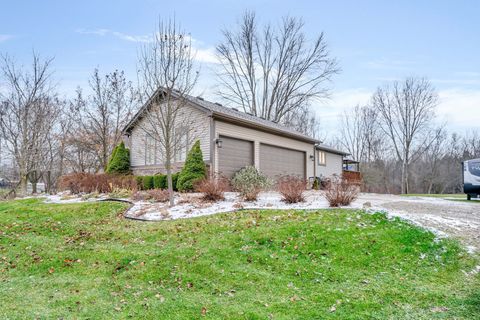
212, 112, 319, 144
315, 145, 350, 156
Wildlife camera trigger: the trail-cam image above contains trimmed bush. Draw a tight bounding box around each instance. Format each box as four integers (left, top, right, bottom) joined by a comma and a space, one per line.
106, 142, 130, 174
142, 176, 154, 190
171, 172, 179, 191
153, 174, 167, 189
231, 166, 270, 201
58, 173, 137, 194
312, 177, 320, 190
136, 176, 144, 189
177, 141, 206, 192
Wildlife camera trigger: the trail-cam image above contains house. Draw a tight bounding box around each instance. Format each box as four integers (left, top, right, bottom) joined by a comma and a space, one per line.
122, 89, 350, 182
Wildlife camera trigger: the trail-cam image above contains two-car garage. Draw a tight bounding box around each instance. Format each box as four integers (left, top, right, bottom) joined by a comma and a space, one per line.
217, 135, 306, 179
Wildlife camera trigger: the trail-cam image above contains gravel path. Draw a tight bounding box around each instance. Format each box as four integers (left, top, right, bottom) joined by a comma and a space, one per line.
357, 193, 480, 251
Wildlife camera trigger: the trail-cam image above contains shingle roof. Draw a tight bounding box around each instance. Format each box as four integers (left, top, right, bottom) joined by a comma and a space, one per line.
316, 143, 349, 156
186, 95, 318, 143
123, 88, 319, 143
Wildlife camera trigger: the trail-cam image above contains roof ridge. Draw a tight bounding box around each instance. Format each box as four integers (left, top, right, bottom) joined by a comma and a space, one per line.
188, 94, 317, 142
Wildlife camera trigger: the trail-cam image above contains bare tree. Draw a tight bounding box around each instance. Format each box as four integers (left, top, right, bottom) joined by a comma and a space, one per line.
337, 105, 383, 162
372, 77, 439, 194
62, 89, 99, 173
0, 53, 58, 194
78, 69, 136, 171
137, 18, 200, 206
216, 11, 339, 135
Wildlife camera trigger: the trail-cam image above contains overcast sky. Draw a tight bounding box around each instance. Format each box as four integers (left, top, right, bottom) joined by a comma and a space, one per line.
1, 0, 479, 138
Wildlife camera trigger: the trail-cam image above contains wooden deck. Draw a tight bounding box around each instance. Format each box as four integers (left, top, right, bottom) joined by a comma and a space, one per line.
342, 170, 362, 184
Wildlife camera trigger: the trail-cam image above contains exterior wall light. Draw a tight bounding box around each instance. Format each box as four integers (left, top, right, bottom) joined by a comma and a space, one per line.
309, 154, 315, 161
215, 138, 223, 148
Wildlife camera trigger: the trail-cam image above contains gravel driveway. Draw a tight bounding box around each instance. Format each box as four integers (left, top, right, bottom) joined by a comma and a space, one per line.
356, 193, 480, 251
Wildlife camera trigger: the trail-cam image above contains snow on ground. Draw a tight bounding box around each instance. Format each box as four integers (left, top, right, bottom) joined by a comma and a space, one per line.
129, 191, 359, 221
40, 190, 480, 252
43, 192, 110, 204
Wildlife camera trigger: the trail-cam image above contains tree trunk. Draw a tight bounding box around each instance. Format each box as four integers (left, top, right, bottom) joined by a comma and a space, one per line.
404, 161, 409, 194
400, 160, 407, 194
165, 158, 175, 207
19, 174, 28, 195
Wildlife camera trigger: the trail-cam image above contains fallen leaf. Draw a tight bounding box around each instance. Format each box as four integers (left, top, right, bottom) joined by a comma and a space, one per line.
431, 306, 449, 313
330, 305, 336, 312
201, 306, 207, 316
48, 267, 55, 274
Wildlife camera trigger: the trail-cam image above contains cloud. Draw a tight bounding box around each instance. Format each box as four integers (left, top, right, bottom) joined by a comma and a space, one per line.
75, 28, 152, 43
312, 87, 480, 135
437, 88, 480, 130
75, 29, 218, 64
0, 34, 14, 43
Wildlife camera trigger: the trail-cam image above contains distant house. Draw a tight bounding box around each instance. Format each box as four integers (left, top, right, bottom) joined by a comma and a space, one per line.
122, 89, 349, 182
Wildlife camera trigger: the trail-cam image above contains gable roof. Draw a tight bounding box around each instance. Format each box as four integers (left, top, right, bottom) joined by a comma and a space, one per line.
123, 88, 319, 143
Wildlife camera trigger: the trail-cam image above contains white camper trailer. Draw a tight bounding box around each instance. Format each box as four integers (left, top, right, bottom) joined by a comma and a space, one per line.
463, 158, 480, 200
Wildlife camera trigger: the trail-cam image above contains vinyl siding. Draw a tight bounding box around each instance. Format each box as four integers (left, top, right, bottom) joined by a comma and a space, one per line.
214, 120, 315, 178
317, 151, 343, 178
127, 101, 210, 174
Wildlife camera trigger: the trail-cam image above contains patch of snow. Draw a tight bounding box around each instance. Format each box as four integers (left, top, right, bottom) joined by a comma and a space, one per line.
128, 191, 364, 221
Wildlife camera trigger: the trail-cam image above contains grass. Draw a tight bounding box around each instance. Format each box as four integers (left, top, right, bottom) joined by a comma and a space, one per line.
401, 193, 480, 204
0, 199, 479, 319
401, 193, 466, 199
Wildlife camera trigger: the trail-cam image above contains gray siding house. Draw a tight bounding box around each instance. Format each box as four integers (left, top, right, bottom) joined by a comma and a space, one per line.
123, 89, 348, 181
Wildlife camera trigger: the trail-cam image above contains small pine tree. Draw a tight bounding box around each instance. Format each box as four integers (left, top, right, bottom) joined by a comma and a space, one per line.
106, 142, 131, 174
177, 140, 206, 192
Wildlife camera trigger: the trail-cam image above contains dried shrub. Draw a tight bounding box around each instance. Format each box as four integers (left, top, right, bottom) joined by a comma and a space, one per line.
231, 166, 270, 201
58, 173, 137, 194
109, 188, 132, 199
277, 175, 307, 203
109, 175, 138, 191
195, 176, 229, 202
146, 189, 169, 202
323, 175, 359, 207
132, 190, 148, 201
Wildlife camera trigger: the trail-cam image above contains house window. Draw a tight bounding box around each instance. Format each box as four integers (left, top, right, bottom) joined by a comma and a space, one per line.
318, 151, 327, 166
174, 127, 189, 162
144, 134, 158, 165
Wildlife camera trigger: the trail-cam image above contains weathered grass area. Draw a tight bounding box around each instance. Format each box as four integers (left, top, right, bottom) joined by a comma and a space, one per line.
0, 199, 479, 319
401, 193, 466, 199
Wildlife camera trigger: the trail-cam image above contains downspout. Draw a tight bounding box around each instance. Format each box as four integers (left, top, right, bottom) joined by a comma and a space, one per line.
209, 112, 215, 178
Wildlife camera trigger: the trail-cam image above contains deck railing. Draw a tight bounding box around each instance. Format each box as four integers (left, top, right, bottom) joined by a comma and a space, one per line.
342, 170, 362, 184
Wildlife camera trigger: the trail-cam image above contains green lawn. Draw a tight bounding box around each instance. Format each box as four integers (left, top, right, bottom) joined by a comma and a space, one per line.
0, 199, 479, 319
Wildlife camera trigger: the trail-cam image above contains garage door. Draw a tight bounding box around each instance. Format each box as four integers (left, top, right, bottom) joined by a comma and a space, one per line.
218, 136, 254, 178
259, 144, 306, 179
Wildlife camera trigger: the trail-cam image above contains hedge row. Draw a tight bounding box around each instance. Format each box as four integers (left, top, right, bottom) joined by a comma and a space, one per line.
136, 173, 179, 191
